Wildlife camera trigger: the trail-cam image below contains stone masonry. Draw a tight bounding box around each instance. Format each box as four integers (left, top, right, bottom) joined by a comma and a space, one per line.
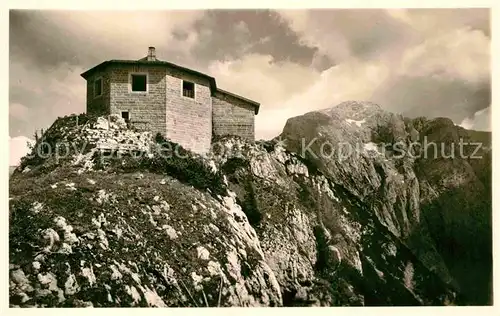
212, 90, 255, 141
109, 65, 167, 138
164, 68, 213, 154
86, 69, 110, 115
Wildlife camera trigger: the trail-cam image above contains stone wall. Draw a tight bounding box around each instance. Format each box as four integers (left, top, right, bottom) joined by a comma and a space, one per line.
108, 65, 167, 137
164, 68, 212, 154
86, 70, 110, 115
212, 91, 255, 141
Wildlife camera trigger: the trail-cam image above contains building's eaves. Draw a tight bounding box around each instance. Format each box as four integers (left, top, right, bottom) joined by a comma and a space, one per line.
215, 88, 260, 115
80, 59, 218, 94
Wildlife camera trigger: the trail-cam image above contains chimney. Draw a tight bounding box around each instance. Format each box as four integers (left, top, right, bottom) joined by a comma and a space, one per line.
147, 46, 156, 61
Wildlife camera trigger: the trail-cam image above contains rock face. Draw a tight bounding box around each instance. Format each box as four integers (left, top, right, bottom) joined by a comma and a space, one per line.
9, 104, 491, 307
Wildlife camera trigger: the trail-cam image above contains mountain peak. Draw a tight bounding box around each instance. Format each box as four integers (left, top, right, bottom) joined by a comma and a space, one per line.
320, 101, 383, 119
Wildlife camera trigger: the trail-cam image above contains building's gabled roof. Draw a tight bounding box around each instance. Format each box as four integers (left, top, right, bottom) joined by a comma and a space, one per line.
81, 54, 260, 115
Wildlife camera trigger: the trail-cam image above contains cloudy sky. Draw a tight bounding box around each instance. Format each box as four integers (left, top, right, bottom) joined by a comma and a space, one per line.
9, 9, 490, 142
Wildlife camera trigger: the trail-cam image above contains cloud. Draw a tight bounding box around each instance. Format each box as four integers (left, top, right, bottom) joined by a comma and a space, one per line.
387, 8, 490, 38
10, 10, 205, 70
9, 59, 87, 137
398, 27, 490, 84
460, 106, 491, 131
9, 136, 35, 166
189, 10, 319, 68
278, 9, 414, 63
9, 103, 29, 120
208, 54, 321, 106
371, 24, 490, 122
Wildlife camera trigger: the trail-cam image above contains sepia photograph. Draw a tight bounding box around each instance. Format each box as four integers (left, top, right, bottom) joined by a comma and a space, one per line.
8, 6, 493, 308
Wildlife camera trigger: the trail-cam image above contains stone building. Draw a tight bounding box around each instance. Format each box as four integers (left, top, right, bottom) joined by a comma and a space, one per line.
81, 47, 260, 153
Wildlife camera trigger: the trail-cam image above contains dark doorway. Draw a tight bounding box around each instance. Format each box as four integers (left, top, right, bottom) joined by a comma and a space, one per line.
121, 111, 130, 122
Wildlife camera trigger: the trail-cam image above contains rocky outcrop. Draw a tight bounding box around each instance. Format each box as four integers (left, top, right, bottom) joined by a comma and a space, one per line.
9, 105, 491, 307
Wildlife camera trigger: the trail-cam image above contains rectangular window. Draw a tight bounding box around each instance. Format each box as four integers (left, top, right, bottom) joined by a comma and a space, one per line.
182, 80, 195, 99
94, 78, 102, 97
131, 74, 147, 92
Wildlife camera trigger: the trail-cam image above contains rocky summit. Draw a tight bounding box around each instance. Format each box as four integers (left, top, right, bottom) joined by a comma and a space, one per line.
9, 101, 491, 307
